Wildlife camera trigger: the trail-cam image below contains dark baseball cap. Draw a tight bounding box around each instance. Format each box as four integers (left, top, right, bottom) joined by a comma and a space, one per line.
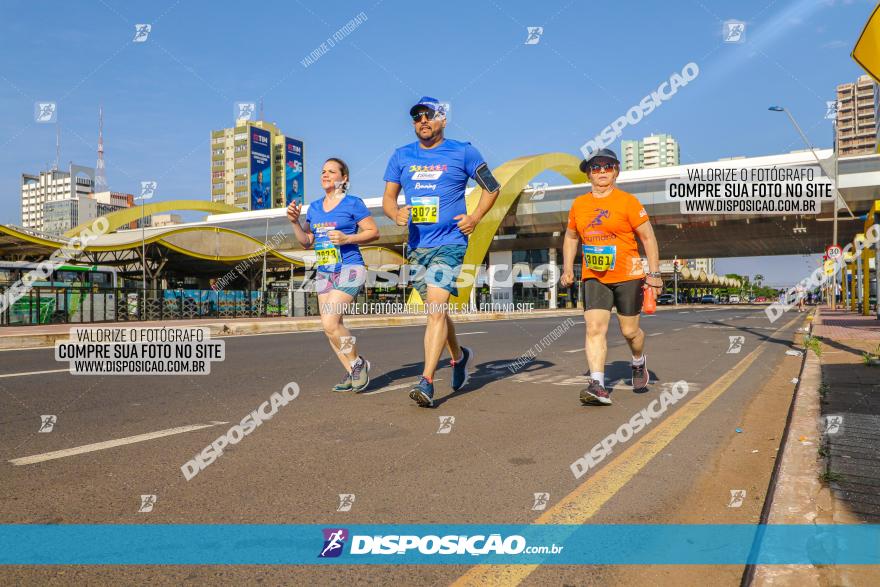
409, 96, 445, 117
579, 148, 620, 173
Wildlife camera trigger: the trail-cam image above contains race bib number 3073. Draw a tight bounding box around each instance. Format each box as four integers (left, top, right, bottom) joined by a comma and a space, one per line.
582, 244, 616, 271
411, 196, 439, 224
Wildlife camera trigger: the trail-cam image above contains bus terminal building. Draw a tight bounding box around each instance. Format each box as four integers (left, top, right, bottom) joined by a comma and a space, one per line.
1, 149, 877, 326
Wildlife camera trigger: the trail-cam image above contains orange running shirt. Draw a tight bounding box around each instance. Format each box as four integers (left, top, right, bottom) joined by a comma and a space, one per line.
567, 188, 649, 284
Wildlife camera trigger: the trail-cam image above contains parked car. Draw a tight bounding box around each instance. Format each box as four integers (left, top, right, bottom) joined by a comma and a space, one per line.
718, 294, 729, 304
700, 294, 717, 304
657, 293, 675, 305
755, 296, 767, 303
729, 294, 740, 304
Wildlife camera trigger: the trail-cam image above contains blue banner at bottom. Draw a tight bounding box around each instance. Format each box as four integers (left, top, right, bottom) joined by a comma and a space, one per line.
0, 524, 877, 565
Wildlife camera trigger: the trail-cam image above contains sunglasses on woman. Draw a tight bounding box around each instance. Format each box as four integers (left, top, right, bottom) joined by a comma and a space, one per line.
589, 163, 617, 173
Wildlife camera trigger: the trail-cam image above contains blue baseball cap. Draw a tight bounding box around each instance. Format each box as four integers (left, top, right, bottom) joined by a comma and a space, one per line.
409, 96, 444, 117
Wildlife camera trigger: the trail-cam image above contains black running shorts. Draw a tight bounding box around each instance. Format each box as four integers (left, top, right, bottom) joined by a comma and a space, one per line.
583, 278, 644, 316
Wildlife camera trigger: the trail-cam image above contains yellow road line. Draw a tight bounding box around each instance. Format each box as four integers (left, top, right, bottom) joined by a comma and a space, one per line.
452, 315, 801, 586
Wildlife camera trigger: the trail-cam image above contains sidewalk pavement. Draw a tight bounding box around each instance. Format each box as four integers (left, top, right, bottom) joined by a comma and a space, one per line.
814, 308, 880, 523
755, 307, 880, 586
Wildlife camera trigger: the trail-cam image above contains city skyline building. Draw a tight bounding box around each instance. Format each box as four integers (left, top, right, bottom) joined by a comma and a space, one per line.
621, 134, 680, 170
210, 117, 304, 211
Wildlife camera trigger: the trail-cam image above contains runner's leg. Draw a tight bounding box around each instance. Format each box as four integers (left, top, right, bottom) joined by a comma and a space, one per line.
446, 315, 461, 361
584, 309, 611, 375
617, 314, 645, 358
423, 286, 452, 380
318, 289, 357, 371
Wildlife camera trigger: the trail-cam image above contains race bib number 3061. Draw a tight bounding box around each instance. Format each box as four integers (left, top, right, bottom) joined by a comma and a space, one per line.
582, 244, 616, 271
411, 196, 439, 224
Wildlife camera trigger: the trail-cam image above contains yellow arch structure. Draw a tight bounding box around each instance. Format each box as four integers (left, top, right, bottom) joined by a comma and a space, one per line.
64, 199, 241, 238
407, 152, 585, 306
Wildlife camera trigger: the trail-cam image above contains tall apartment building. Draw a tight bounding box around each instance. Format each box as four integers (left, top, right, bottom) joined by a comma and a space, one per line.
835, 74, 878, 157
20, 164, 95, 231
621, 134, 680, 170
210, 119, 305, 210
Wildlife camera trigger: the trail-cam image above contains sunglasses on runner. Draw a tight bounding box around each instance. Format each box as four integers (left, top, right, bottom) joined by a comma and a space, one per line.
588, 163, 617, 173
411, 109, 438, 122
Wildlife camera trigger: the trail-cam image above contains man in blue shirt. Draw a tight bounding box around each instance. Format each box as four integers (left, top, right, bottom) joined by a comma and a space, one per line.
383, 96, 501, 407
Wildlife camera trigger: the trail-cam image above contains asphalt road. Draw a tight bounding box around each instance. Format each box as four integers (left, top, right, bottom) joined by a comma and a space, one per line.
0, 306, 806, 585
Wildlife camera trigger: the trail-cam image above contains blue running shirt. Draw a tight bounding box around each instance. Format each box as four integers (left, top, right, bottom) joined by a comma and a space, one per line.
383, 139, 486, 249
305, 194, 371, 273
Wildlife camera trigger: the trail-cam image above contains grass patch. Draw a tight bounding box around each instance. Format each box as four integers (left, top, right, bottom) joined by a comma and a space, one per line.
819, 471, 845, 484
803, 335, 822, 357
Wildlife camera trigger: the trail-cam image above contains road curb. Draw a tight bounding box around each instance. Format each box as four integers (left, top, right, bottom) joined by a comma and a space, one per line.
0, 303, 761, 350
750, 310, 834, 586
0, 308, 586, 349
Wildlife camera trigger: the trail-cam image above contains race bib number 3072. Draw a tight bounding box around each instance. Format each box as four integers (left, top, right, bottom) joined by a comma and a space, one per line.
582, 244, 616, 271
411, 196, 439, 224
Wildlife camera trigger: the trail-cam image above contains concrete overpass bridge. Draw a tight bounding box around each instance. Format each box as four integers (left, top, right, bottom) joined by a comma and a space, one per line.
2, 148, 876, 301
186, 148, 877, 260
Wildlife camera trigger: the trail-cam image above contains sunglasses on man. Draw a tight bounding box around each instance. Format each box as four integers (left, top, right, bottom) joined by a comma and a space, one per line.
411, 109, 439, 122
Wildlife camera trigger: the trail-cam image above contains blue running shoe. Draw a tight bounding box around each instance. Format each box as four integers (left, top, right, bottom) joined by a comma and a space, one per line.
409, 377, 435, 408
451, 346, 473, 392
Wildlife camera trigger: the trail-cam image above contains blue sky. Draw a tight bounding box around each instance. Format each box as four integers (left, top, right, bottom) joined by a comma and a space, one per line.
0, 0, 875, 284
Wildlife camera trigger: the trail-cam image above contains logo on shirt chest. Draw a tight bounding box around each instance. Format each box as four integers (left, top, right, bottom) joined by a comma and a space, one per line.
414, 182, 437, 190
409, 164, 448, 181
586, 208, 610, 229
412, 171, 443, 180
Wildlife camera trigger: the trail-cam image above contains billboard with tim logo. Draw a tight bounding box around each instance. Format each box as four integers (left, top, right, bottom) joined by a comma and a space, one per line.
285, 137, 305, 206
250, 127, 272, 210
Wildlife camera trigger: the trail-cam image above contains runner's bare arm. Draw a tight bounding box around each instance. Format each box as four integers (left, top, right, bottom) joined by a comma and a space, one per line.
469, 185, 500, 223
382, 181, 410, 226
454, 183, 499, 234
635, 221, 662, 289
287, 201, 314, 248
328, 217, 379, 245
560, 227, 579, 286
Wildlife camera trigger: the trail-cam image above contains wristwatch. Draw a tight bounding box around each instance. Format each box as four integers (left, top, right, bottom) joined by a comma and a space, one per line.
646, 272, 662, 279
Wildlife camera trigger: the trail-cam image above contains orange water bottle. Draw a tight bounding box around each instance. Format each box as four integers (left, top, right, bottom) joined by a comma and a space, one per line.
642, 284, 656, 314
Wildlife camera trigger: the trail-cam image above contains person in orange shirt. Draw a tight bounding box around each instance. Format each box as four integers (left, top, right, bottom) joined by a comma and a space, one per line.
561, 148, 662, 405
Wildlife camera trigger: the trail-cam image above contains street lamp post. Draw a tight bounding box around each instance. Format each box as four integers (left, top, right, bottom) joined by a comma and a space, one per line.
769, 106, 850, 310
673, 257, 679, 306
134, 192, 153, 318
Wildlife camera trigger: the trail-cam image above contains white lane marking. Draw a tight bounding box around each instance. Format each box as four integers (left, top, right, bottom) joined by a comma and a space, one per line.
678, 311, 690, 314
0, 368, 68, 378
648, 332, 663, 336
565, 347, 586, 354
673, 328, 684, 332
363, 378, 443, 396
457, 331, 487, 336
9, 422, 229, 466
